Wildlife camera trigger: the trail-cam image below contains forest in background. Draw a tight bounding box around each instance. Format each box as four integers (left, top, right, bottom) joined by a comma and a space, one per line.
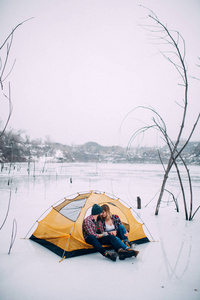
0, 127, 199, 164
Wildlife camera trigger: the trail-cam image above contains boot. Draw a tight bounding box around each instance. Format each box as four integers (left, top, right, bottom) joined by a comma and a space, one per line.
104, 251, 117, 261
132, 250, 139, 257
118, 248, 129, 260
118, 248, 139, 260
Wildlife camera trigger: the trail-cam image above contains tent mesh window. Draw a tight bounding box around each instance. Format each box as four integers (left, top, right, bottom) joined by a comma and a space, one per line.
59, 198, 87, 221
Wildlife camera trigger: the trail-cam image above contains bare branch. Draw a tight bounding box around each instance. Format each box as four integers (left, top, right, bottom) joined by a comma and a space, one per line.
0, 189, 11, 230
0, 17, 34, 50
165, 189, 179, 212
0, 83, 13, 138
0, 32, 14, 88
2, 59, 16, 83
157, 149, 166, 172
0, 17, 33, 139
174, 113, 200, 159
8, 219, 17, 255
190, 206, 200, 220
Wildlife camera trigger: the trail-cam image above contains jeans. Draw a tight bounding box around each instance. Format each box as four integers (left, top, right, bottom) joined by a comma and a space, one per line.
117, 224, 129, 244
115, 236, 127, 250
85, 234, 124, 256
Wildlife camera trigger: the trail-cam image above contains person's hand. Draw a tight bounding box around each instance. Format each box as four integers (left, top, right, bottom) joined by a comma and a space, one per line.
103, 232, 108, 236
124, 232, 128, 237
110, 231, 117, 236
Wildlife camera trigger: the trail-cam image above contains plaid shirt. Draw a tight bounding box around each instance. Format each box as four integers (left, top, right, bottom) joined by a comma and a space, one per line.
82, 215, 104, 239
102, 214, 122, 232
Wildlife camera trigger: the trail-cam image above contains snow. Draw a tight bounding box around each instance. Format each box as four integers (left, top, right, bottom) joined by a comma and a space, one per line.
0, 162, 200, 300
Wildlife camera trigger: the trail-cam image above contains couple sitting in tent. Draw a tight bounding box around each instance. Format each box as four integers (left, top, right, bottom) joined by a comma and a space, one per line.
82, 203, 139, 261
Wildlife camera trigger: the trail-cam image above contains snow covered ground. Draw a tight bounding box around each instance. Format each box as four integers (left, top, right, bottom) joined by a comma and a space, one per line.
0, 162, 200, 300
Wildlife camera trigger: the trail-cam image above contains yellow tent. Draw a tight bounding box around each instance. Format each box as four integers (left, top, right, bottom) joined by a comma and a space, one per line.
30, 191, 149, 258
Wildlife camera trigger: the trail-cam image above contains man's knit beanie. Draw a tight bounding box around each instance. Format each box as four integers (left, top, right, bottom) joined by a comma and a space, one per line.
92, 204, 103, 215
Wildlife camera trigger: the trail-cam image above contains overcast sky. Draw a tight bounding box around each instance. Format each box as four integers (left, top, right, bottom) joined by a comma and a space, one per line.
0, 0, 200, 147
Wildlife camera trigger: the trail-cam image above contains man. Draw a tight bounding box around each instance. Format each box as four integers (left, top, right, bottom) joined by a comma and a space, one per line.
82, 204, 139, 261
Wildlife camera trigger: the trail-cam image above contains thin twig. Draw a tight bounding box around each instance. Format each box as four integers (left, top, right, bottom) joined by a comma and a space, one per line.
0, 189, 11, 230
0, 83, 13, 138
165, 189, 179, 212
0, 17, 34, 50
8, 219, 17, 255
190, 206, 200, 220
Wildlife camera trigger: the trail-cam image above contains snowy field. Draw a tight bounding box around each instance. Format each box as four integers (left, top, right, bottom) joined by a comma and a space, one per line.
0, 162, 200, 300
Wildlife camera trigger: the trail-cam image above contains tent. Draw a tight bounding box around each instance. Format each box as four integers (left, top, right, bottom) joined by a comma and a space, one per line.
30, 191, 150, 259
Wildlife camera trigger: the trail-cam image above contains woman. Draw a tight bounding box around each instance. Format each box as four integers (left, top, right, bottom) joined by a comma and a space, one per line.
101, 204, 131, 250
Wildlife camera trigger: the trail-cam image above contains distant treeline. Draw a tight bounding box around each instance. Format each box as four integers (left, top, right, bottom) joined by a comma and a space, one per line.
0, 128, 200, 164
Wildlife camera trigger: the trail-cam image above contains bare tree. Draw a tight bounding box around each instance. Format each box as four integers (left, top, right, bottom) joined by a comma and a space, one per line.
0, 18, 33, 254
0, 18, 33, 138
123, 8, 200, 220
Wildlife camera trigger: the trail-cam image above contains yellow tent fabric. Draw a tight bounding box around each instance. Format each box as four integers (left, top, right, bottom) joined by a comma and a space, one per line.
30, 191, 149, 258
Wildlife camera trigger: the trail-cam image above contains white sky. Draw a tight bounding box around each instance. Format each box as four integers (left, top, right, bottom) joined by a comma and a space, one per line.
0, 0, 200, 147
